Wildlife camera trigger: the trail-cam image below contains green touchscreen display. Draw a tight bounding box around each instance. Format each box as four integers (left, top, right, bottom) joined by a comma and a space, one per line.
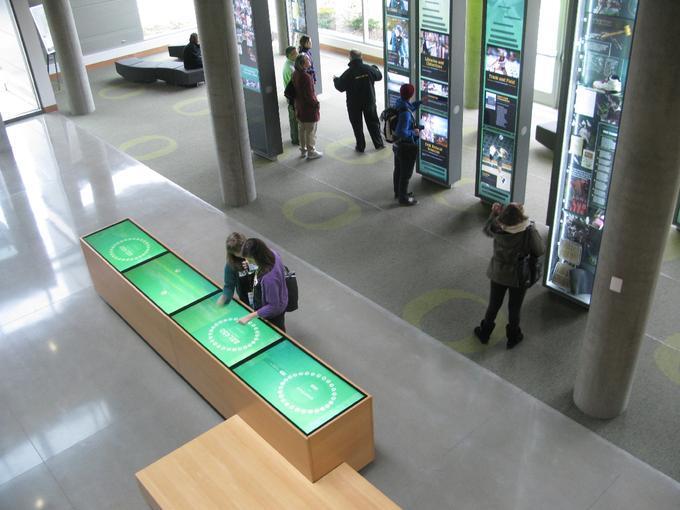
234, 340, 364, 434
124, 253, 218, 314
84, 220, 166, 271
173, 298, 281, 367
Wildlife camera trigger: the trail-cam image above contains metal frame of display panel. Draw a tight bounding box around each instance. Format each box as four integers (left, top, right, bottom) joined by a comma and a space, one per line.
384, 0, 416, 109
282, 0, 323, 94
234, 0, 283, 159
544, 0, 639, 307
674, 192, 680, 229
475, 0, 540, 204
415, 0, 465, 187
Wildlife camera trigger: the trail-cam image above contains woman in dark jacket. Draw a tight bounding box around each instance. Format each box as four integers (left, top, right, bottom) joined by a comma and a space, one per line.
298, 35, 317, 84
238, 238, 289, 332
475, 202, 544, 349
292, 54, 322, 160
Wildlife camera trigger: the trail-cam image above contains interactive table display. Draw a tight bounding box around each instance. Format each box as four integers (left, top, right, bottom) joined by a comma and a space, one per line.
83, 220, 166, 272
234, 340, 365, 435
173, 298, 282, 368
124, 253, 219, 314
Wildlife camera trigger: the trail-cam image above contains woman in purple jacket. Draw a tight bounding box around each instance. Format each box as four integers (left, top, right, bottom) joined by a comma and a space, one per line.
238, 238, 289, 332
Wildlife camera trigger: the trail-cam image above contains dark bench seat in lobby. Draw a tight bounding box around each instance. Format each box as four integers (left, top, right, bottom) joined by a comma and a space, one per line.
115, 58, 204, 87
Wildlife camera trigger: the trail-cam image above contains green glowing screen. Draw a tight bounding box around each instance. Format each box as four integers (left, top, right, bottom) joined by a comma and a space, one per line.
234, 340, 364, 434
124, 253, 219, 314
83, 220, 167, 271
173, 298, 282, 367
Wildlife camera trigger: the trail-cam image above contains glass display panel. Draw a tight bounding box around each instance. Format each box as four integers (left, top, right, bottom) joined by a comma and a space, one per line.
124, 253, 219, 314
674, 193, 680, 228
234, 340, 365, 435
476, 0, 525, 204
173, 298, 282, 368
384, 0, 412, 108
546, 0, 638, 305
83, 219, 167, 272
286, 0, 307, 46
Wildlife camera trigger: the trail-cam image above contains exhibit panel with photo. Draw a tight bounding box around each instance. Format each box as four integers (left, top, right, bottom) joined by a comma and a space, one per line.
384, 0, 414, 109
545, 0, 639, 306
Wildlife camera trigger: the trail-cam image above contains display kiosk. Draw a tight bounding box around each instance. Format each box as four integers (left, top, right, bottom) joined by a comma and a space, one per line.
81, 219, 374, 482
233, 0, 283, 159
384, 0, 416, 108
544, 0, 639, 306
283, 0, 323, 94
475, 0, 540, 204
674, 192, 680, 230
415, 0, 465, 187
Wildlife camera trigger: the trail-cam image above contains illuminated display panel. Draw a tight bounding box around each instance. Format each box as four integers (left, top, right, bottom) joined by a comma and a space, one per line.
234, 340, 365, 435
173, 298, 282, 367
83, 220, 166, 271
124, 253, 219, 314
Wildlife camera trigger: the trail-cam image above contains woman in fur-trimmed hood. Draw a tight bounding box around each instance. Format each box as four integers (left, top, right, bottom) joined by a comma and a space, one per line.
475, 202, 545, 349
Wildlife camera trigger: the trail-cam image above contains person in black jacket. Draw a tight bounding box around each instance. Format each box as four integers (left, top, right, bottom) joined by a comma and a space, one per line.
333, 50, 385, 153
183, 33, 202, 70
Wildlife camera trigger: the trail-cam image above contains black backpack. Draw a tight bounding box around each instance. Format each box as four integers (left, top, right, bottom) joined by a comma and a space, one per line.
380, 107, 401, 143
284, 266, 298, 312
284, 80, 296, 106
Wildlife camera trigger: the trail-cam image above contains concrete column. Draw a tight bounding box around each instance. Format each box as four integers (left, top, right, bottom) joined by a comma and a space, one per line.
464, 0, 482, 109
275, 0, 289, 55
41, 0, 94, 115
573, 0, 680, 419
193, 0, 256, 206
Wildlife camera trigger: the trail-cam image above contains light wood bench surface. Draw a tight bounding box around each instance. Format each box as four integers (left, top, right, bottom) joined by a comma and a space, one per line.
136, 416, 399, 509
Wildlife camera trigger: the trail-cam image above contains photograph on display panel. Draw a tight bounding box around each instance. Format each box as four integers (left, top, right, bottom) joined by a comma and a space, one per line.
286, 0, 307, 44
388, 70, 410, 107
386, 0, 409, 17
420, 30, 449, 82
484, 45, 520, 96
420, 111, 449, 170
386, 16, 410, 69
234, 0, 260, 92
421, 79, 448, 113
588, 0, 638, 19
483, 90, 516, 133
480, 129, 514, 194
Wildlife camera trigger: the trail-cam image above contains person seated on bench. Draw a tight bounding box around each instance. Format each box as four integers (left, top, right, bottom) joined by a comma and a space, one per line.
183, 33, 203, 70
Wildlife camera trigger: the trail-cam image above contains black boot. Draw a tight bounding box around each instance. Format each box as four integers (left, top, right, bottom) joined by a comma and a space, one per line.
474, 320, 495, 345
506, 325, 524, 350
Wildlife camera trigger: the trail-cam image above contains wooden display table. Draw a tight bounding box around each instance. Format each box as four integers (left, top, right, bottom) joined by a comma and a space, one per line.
136, 416, 399, 510
81, 219, 374, 482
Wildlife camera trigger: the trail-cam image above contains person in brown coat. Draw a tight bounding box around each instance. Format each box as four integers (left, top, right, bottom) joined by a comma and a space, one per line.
292, 54, 322, 160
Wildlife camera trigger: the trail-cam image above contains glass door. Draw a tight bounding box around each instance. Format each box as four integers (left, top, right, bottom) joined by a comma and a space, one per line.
0, 0, 41, 121
534, 0, 568, 107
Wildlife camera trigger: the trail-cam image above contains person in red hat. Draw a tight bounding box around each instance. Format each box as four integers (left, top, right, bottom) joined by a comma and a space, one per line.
393, 83, 421, 206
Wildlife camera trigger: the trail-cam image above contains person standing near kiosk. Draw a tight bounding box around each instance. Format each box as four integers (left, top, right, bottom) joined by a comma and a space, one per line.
333, 50, 385, 153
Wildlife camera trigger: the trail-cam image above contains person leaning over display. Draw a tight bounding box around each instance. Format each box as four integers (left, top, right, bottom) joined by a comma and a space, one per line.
238, 238, 289, 332
293, 54, 322, 160
474, 203, 544, 349
183, 33, 202, 70
282, 46, 299, 146
333, 49, 385, 153
393, 83, 421, 206
217, 232, 256, 307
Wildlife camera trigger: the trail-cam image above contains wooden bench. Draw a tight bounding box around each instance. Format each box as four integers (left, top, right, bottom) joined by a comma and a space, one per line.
136, 416, 399, 510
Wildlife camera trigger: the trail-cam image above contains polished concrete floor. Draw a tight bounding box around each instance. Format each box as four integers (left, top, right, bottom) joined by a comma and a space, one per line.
55, 49, 680, 482
1, 113, 679, 508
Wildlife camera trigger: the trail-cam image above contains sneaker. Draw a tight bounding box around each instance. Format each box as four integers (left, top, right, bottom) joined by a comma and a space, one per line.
394, 191, 414, 201
307, 151, 323, 160
398, 196, 418, 206
355, 146, 365, 153
375, 144, 386, 150
593, 75, 621, 93
299, 151, 307, 158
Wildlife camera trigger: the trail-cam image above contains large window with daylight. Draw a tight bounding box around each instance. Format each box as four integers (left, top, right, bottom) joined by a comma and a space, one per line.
318, 0, 381, 45
136, 0, 196, 39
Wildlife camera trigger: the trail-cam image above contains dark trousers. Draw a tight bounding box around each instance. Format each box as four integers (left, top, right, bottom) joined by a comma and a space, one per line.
393, 142, 418, 200
348, 103, 383, 151
288, 104, 299, 145
269, 313, 286, 332
483, 281, 526, 329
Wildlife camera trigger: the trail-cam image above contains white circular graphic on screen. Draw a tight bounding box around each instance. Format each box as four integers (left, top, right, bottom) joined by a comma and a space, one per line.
277, 372, 337, 415
207, 318, 260, 352
108, 237, 151, 262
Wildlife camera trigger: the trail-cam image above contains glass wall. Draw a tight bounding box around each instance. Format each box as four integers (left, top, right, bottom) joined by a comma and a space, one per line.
0, 0, 40, 121
318, 0, 381, 46
136, 0, 196, 39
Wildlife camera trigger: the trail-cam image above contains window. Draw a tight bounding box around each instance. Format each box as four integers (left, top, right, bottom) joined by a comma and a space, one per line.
318, 0, 367, 44
136, 0, 196, 39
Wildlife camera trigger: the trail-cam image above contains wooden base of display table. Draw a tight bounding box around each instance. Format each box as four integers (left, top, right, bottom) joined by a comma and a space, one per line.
136, 416, 398, 510
80, 221, 374, 482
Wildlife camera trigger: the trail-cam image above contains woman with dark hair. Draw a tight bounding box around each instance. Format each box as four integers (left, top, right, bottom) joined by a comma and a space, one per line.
293, 54, 322, 160
238, 238, 288, 331
217, 232, 256, 307
474, 202, 544, 349
298, 35, 316, 84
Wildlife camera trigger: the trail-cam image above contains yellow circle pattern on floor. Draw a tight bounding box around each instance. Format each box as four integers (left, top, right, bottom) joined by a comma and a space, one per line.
173, 96, 210, 116
98, 85, 144, 100
403, 288, 505, 353
326, 137, 393, 165
119, 135, 178, 161
434, 177, 475, 211
282, 192, 361, 230
654, 333, 680, 385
